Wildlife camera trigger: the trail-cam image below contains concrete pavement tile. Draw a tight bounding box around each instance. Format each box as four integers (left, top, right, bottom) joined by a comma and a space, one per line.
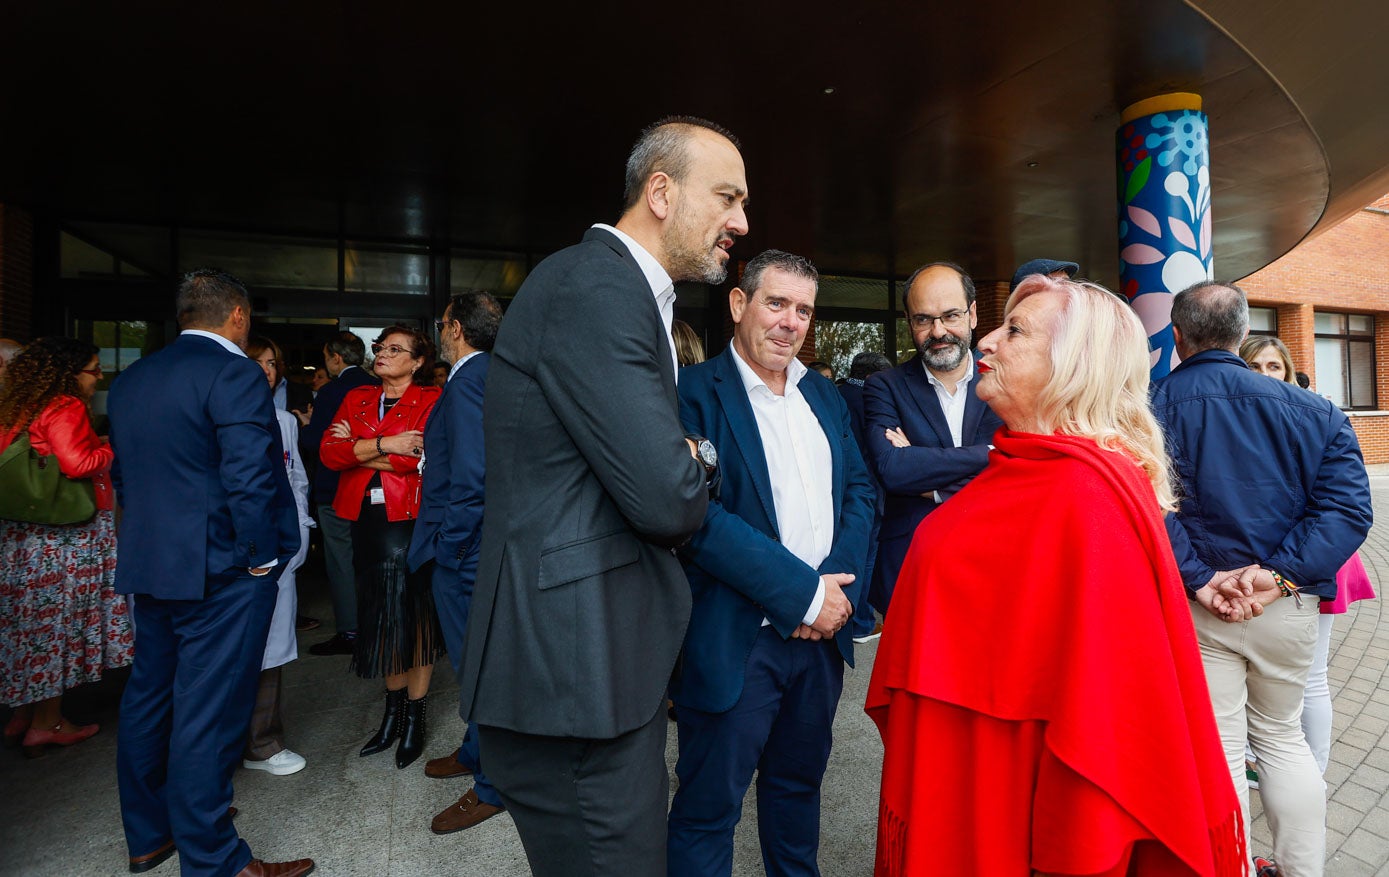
1327, 853, 1377, 876
1329, 761, 1356, 787
1333, 800, 1371, 834
1343, 730, 1385, 754
1350, 764, 1389, 792
1343, 829, 1389, 869
1352, 717, 1389, 739
1360, 807, 1389, 841
1361, 701, 1389, 721
1364, 747, 1389, 773
1336, 781, 1389, 814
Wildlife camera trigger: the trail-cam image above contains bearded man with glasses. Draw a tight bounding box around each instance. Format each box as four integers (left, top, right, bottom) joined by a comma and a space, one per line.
861, 262, 1003, 620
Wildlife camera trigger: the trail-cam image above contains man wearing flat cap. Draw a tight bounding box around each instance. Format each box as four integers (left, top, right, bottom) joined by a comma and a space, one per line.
1010, 257, 1079, 291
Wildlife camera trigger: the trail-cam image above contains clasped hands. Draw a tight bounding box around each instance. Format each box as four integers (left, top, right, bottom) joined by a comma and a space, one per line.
791, 573, 855, 641
1194, 566, 1284, 623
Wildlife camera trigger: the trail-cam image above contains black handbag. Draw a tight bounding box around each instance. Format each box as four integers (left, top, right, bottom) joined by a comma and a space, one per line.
0, 431, 98, 525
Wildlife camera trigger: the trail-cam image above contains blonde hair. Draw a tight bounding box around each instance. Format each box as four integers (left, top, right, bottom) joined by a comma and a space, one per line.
672, 319, 705, 367
1238, 335, 1295, 383
1008, 276, 1176, 512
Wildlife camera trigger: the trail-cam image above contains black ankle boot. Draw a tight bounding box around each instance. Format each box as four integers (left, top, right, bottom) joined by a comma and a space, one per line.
360, 688, 406, 757
395, 694, 427, 769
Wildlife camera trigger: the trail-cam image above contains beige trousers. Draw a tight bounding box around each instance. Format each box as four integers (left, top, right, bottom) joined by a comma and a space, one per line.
1191, 595, 1324, 877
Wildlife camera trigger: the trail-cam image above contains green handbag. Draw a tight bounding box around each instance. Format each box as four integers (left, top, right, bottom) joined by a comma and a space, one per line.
0, 431, 97, 525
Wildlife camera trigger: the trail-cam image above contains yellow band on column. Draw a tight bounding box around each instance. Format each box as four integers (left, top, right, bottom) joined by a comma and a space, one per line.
1121, 92, 1203, 125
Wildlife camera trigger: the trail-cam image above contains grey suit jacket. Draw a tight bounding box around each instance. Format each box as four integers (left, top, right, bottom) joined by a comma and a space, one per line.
458, 227, 709, 739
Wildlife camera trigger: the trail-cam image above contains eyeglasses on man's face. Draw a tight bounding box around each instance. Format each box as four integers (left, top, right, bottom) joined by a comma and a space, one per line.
433, 318, 458, 334
909, 309, 969, 330
371, 343, 412, 357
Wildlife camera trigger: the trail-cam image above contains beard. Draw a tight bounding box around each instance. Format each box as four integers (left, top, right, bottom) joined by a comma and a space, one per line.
663, 205, 729, 285
918, 330, 971, 372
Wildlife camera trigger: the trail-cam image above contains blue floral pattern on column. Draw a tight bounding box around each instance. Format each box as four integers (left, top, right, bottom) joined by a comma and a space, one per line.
1117, 107, 1213, 378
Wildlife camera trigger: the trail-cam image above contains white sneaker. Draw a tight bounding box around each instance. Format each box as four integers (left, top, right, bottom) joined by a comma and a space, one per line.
853, 623, 884, 644
243, 749, 307, 776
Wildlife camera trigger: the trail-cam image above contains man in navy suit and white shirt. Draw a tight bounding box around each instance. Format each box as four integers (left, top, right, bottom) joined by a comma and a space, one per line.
862, 262, 1002, 617
670, 249, 876, 876
110, 270, 312, 877
406, 291, 506, 834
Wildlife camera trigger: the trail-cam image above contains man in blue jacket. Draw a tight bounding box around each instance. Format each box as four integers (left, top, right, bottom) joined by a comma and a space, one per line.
407, 291, 505, 833
862, 262, 1002, 618
301, 332, 378, 656
110, 270, 311, 877
1152, 280, 1372, 877
670, 249, 876, 877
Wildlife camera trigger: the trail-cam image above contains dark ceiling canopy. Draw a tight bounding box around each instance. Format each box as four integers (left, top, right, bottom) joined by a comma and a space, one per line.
1, 0, 1385, 287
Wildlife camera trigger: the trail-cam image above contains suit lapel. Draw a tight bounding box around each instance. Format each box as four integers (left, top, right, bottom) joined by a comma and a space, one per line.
801, 379, 844, 529
712, 351, 779, 534
901, 357, 953, 447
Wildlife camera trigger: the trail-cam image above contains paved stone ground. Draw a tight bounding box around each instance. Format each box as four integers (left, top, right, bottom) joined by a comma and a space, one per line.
5, 477, 1389, 875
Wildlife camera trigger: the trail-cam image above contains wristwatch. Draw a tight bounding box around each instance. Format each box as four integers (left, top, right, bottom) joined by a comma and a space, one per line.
686, 434, 718, 476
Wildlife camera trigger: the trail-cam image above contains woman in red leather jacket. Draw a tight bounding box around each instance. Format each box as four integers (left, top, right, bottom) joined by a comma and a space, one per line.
321, 325, 442, 768
0, 337, 132, 757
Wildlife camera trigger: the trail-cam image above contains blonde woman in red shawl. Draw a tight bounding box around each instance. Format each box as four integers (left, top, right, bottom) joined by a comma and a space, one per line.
865, 276, 1245, 876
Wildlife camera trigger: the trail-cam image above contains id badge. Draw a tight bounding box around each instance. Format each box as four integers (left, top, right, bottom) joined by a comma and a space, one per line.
370, 487, 386, 505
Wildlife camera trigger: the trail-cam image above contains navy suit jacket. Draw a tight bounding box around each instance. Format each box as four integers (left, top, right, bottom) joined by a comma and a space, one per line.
673, 348, 876, 714
408, 352, 489, 575
300, 364, 380, 506
862, 354, 1001, 594
108, 333, 301, 599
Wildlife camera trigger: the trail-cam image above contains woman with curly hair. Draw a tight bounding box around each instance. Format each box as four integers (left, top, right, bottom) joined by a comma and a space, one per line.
0, 337, 132, 757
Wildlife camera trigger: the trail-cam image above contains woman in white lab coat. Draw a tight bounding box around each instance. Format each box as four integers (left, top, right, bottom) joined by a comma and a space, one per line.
242, 337, 315, 776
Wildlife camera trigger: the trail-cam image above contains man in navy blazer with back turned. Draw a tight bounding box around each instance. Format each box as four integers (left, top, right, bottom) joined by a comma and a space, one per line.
407, 291, 506, 835
862, 262, 1002, 617
670, 250, 875, 876
109, 270, 311, 877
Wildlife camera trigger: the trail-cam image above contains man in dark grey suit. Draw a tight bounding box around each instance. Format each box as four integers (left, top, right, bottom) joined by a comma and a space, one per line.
458, 116, 748, 876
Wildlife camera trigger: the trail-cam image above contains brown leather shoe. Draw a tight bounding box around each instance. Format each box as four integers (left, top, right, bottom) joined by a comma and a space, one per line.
128, 840, 175, 873
233, 858, 315, 877
430, 788, 504, 834
424, 750, 474, 779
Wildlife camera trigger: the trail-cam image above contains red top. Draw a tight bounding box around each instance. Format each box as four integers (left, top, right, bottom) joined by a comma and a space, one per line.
0, 395, 115, 511
320, 383, 439, 522
866, 430, 1245, 877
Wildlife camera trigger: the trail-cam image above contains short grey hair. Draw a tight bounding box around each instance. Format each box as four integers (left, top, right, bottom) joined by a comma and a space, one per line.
622, 116, 741, 211
1171, 281, 1249, 353
324, 330, 366, 367
740, 249, 818, 297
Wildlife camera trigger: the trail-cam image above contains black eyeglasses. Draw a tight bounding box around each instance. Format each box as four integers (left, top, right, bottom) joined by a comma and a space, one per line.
433, 319, 457, 333
909, 309, 968, 330
371, 343, 411, 357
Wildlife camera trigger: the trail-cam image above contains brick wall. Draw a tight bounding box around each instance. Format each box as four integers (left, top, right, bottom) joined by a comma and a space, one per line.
0, 203, 34, 340
1349, 415, 1389, 466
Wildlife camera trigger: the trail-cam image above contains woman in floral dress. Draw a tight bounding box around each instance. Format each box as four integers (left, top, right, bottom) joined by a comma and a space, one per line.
0, 337, 133, 757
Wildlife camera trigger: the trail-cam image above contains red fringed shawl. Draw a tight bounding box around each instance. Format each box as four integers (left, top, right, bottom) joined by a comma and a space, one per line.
865, 430, 1245, 877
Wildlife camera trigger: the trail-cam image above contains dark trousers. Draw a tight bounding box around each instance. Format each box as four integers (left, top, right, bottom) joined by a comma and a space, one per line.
480, 706, 670, 877
668, 627, 844, 877
430, 561, 500, 806
317, 503, 356, 633
851, 512, 882, 636
117, 573, 278, 877
243, 667, 284, 761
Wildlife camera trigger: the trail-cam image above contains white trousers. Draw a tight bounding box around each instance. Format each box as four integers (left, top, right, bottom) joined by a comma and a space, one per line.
1191, 596, 1325, 877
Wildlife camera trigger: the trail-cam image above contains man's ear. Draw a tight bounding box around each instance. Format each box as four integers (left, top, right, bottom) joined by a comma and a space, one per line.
647, 172, 673, 221
729, 287, 748, 325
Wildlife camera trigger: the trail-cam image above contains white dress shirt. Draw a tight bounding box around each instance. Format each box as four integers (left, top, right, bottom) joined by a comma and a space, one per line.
729, 347, 832, 626
591, 223, 679, 383
923, 355, 975, 449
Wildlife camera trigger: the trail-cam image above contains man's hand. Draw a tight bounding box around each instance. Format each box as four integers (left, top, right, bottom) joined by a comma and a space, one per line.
791, 624, 824, 641
884, 427, 911, 449
291, 404, 312, 427
811, 573, 854, 638
1195, 567, 1279, 622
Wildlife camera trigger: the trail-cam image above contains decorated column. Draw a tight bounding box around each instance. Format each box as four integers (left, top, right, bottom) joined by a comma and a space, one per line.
1116, 93, 1213, 378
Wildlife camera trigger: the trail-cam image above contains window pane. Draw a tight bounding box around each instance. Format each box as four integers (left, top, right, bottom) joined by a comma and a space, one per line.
450, 255, 528, 299
818, 275, 891, 310
1349, 314, 1374, 335
345, 245, 429, 295
1349, 340, 1376, 407
1314, 312, 1340, 334
1314, 338, 1346, 408
814, 320, 886, 379
61, 232, 118, 279
1248, 307, 1277, 333
180, 231, 338, 290
895, 318, 915, 364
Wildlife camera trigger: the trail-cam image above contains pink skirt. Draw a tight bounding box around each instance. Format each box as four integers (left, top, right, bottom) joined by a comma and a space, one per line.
1323, 551, 1376, 614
